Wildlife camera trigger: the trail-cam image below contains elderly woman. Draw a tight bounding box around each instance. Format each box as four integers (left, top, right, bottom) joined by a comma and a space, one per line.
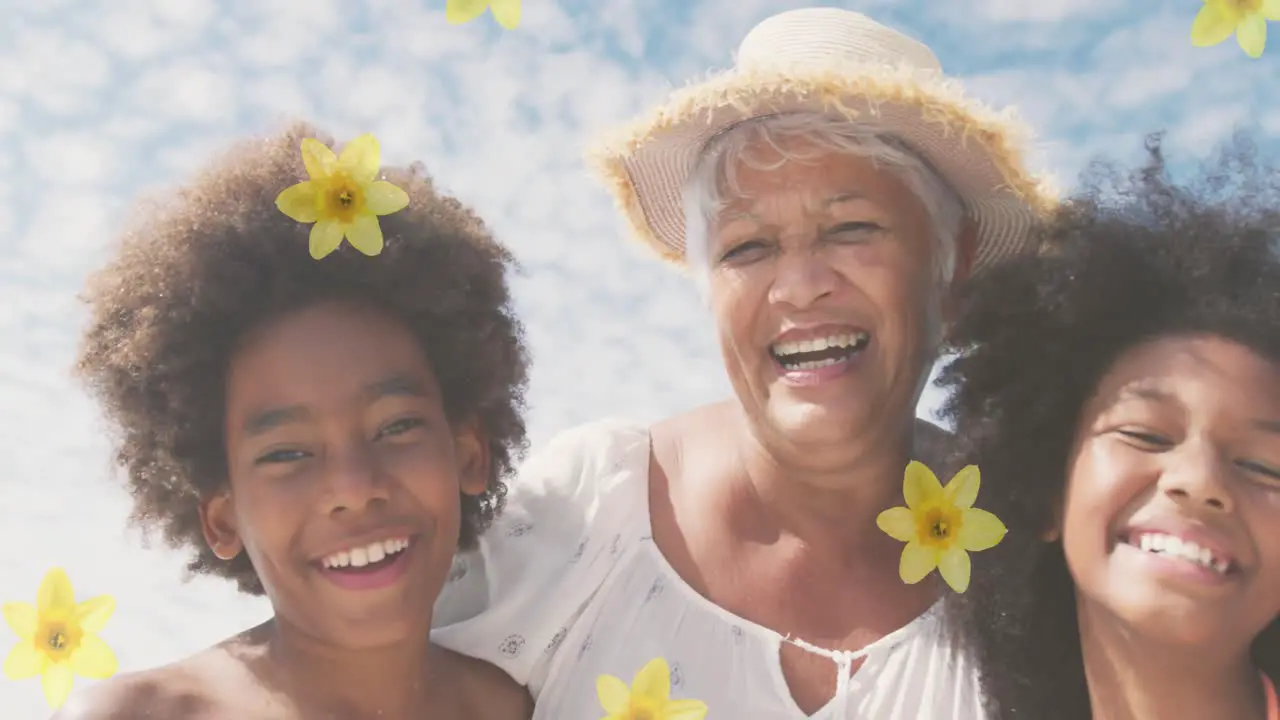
433, 8, 1055, 719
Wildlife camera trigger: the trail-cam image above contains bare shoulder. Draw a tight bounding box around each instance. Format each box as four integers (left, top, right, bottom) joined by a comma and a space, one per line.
49, 663, 223, 720
433, 645, 532, 720
51, 634, 271, 720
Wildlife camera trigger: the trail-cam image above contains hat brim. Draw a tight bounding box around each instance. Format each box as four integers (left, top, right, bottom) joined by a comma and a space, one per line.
588, 63, 1059, 273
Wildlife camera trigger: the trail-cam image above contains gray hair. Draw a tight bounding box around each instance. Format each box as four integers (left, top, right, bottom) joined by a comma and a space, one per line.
682, 112, 966, 292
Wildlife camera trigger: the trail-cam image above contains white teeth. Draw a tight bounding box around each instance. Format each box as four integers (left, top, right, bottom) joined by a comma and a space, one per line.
772, 332, 870, 364
321, 537, 410, 569
1133, 532, 1229, 575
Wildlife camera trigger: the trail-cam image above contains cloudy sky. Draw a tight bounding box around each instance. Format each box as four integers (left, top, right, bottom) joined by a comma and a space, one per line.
0, 0, 1276, 714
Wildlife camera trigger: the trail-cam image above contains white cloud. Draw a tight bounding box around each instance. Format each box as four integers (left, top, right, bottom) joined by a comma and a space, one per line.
24, 130, 120, 185
969, 0, 1113, 22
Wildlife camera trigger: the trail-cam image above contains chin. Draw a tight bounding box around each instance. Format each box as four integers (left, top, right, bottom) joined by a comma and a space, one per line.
767, 402, 868, 444
1105, 593, 1226, 649
326, 614, 423, 649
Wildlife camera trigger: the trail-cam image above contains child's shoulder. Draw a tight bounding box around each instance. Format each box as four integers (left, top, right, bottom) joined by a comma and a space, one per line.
51, 635, 271, 720
431, 644, 532, 720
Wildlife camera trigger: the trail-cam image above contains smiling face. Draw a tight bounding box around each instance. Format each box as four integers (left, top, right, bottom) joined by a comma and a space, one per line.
1063, 334, 1280, 653
200, 300, 488, 649
704, 136, 944, 455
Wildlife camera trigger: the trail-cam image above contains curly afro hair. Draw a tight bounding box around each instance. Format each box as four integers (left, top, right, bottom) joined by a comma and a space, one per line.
76, 122, 530, 595
938, 131, 1280, 719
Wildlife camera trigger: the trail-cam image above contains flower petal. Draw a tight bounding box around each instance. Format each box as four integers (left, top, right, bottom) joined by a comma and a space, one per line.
938, 546, 972, 593
902, 461, 944, 511
596, 674, 630, 715
665, 699, 710, 720
364, 181, 409, 216
3, 640, 44, 679
2, 602, 37, 640
1190, 4, 1236, 46
490, 0, 521, 28
276, 182, 321, 223
42, 661, 75, 709
69, 635, 117, 680
37, 569, 75, 615
632, 657, 670, 701
958, 508, 1008, 552
301, 138, 337, 180
1263, 0, 1280, 21
338, 134, 380, 184
899, 541, 938, 584
309, 219, 345, 259
1237, 14, 1267, 57
876, 507, 917, 543
345, 215, 385, 256
944, 465, 981, 509
73, 595, 115, 635
446, 0, 491, 24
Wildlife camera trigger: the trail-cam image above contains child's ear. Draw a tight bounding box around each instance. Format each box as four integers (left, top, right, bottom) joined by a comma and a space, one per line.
454, 420, 492, 497
199, 489, 245, 561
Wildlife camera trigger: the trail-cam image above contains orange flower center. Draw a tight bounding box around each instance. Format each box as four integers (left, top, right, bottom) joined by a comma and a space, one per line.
920, 506, 961, 546
38, 619, 79, 661
1225, 0, 1262, 14
324, 176, 364, 222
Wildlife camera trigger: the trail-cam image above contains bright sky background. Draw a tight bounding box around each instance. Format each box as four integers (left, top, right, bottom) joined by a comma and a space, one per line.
1, 0, 1276, 715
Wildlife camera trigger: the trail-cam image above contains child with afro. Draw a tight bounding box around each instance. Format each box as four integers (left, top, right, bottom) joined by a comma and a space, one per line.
59, 123, 534, 719
940, 132, 1280, 720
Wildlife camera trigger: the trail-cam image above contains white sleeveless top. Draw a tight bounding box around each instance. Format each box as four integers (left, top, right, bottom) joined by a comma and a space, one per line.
431, 419, 988, 719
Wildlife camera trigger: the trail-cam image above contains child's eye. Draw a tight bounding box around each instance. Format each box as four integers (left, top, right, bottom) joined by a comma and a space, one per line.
255, 448, 310, 465
1117, 429, 1172, 449
375, 417, 425, 440
1235, 459, 1280, 483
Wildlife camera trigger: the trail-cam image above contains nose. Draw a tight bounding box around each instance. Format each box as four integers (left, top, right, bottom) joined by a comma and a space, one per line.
768, 247, 837, 309
321, 440, 391, 515
1158, 441, 1234, 514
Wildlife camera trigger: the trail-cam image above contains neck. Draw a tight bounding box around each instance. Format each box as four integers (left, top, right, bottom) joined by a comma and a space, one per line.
258, 614, 443, 717
733, 406, 916, 555
1077, 599, 1265, 720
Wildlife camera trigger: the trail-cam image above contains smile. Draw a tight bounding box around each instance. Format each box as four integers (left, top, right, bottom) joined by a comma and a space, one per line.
320, 536, 412, 570
315, 535, 418, 591
1122, 530, 1234, 575
770, 331, 870, 371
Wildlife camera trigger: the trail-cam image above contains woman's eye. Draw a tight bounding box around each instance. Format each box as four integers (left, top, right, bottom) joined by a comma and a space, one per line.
828, 221, 881, 237
719, 239, 768, 262
255, 448, 310, 465
375, 417, 425, 440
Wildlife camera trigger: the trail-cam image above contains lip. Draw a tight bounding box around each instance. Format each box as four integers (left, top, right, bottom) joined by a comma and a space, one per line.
770, 322, 869, 347
308, 526, 422, 565
770, 346, 868, 386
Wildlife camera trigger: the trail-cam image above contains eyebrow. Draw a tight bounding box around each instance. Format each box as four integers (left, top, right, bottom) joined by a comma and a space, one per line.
717, 192, 868, 225
240, 374, 432, 437
1252, 419, 1280, 434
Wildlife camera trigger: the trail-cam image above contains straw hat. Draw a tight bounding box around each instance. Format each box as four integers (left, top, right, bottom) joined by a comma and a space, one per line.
588, 7, 1058, 272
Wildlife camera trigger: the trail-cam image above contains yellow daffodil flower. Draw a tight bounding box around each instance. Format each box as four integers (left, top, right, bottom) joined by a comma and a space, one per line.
876, 462, 1007, 594
446, 0, 521, 29
596, 657, 707, 720
275, 134, 410, 259
1191, 0, 1280, 58
3, 569, 118, 709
